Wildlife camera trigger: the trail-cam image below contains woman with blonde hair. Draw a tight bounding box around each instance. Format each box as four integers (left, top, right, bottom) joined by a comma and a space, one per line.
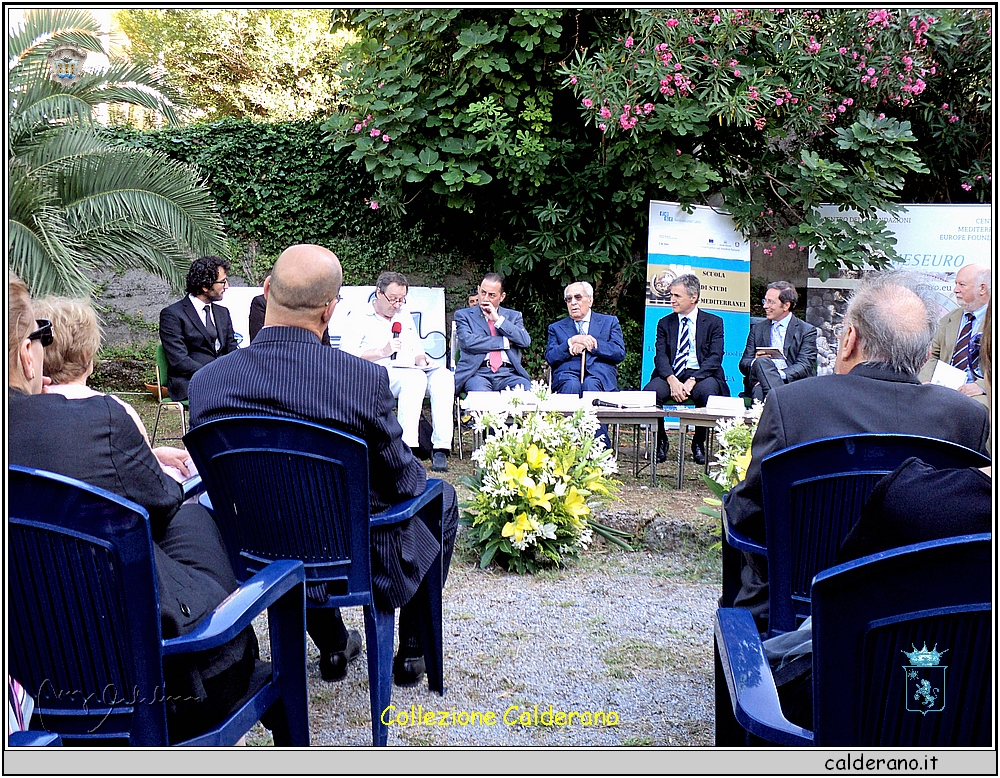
9, 272, 259, 743
33, 296, 193, 479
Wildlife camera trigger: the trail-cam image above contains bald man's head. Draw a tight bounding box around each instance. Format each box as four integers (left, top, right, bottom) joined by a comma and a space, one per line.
842, 270, 936, 374
264, 245, 342, 334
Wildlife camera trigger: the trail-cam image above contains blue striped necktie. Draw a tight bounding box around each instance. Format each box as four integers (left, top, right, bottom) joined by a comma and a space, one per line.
673, 316, 690, 375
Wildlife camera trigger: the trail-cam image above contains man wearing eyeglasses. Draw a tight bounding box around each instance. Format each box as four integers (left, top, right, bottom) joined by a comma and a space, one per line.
453, 272, 532, 394
738, 281, 817, 402
545, 281, 625, 395
159, 255, 240, 402
918, 263, 990, 407
339, 271, 455, 472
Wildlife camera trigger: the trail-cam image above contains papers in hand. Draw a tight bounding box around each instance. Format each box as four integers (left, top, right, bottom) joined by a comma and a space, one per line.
929, 360, 969, 390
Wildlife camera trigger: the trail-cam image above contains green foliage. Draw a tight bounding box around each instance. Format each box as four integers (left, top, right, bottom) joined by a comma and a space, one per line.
113, 9, 353, 122
616, 317, 644, 390
8, 8, 226, 297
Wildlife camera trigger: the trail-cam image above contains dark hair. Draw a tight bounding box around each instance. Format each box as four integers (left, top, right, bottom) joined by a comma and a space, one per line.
481, 272, 505, 293
185, 255, 230, 296
767, 280, 798, 307
376, 271, 408, 294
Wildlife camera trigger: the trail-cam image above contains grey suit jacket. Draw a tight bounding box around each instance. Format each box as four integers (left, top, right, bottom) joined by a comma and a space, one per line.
918, 306, 988, 405
187, 325, 438, 608
453, 304, 531, 392
738, 314, 817, 389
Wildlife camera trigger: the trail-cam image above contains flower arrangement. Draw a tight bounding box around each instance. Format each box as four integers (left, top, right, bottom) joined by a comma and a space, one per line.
459, 383, 626, 574
698, 401, 764, 521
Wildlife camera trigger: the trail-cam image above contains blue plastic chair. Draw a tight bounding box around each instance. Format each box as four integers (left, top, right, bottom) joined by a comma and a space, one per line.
183, 415, 446, 747
715, 533, 992, 746
722, 434, 989, 636
8, 465, 309, 747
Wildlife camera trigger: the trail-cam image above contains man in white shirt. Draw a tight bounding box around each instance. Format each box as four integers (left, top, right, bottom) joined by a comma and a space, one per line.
918, 263, 990, 407
339, 271, 455, 471
738, 281, 817, 402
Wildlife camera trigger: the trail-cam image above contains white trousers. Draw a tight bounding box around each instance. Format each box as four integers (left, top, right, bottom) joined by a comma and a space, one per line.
385, 365, 455, 450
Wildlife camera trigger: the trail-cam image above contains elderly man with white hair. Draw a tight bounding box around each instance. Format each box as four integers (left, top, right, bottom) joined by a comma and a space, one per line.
918, 263, 990, 407
544, 280, 626, 395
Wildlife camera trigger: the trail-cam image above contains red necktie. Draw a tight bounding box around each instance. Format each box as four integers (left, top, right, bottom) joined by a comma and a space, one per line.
487, 319, 502, 372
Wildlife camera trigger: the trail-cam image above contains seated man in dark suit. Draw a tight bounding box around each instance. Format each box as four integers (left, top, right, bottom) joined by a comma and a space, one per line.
453, 272, 531, 393
159, 255, 239, 401
739, 281, 817, 402
643, 273, 729, 465
188, 244, 458, 689
545, 281, 626, 394
725, 270, 991, 631
249, 292, 330, 346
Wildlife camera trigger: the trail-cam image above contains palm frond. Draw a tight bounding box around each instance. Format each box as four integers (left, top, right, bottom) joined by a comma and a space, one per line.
16, 126, 110, 177
9, 9, 104, 68
71, 226, 192, 292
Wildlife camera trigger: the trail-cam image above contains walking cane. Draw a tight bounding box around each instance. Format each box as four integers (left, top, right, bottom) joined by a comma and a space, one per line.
578, 351, 586, 398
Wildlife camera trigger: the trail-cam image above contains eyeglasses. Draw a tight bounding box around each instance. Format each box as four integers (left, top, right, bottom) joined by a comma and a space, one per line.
761, 298, 782, 306
379, 289, 406, 306
212, 277, 230, 288
26, 319, 53, 347
565, 293, 588, 303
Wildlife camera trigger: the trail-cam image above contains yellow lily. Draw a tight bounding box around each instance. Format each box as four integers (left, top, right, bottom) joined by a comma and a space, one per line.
525, 444, 548, 470
503, 461, 534, 489
734, 449, 753, 484
502, 512, 535, 543
526, 482, 554, 512
563, 487, 591, 521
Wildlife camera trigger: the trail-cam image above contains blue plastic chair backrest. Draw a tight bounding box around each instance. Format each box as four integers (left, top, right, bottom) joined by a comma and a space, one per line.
183, 416, 374, 603
8, 465, 169, 744
760, 434, 989, 635
811, 533, 991, 746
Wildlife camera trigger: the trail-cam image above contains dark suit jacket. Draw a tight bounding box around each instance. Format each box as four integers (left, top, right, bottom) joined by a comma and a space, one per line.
187, 325, 438, 608
738, 314, 817, 390
651, 308, 728, 388
159, 297, 239, 401
249, 293, 330, 346
7, 390, 239, 646
453, 304, 531, 392
545, 312, 625, 391
723, 362, 991, 618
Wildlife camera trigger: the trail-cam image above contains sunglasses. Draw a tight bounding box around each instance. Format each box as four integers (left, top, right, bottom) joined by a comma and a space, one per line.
27, 319, 53, 348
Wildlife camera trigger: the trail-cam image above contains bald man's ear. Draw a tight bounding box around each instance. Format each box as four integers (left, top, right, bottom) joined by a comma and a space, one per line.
263, 276, 272, 299
321, 297, 337, 324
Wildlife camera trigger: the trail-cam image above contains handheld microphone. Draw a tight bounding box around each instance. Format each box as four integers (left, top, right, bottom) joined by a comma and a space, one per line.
390, 321, 402, 360
592, 398, 622, 409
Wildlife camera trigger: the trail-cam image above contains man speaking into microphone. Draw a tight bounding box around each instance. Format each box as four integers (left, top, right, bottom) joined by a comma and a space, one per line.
340, 271, 455, 472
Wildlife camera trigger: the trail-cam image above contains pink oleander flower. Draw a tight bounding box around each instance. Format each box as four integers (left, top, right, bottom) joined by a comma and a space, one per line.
712, 14, 720, 23
619, 114, 638, 130
763, 247, 773, 255
961, 183, 972, 191
790, 97, 798, 104
878, 113, 886, 119
838, 47, 847, 54
837, 105, 846, 113
788, 241, 797, 249
843, 98, 854, 106
754, 117, 766, 130
382, 134, 390, 142
369, 201, 379, 210
600, 106, 612, 118
866, 67, 876, 76
370, 128, 381, 138
666, 18, 679, 27
687, 36, 695, 43
775, 98, 784, 106
598, 123, 607, 131
948, 115, 959, 123
570, 75, 578, 84
733, 70, 740, 77
353, 123, 363, 132
676, 62, 683, 70
642, 102, 654, 114
805, 40, 821, 55
870, 77, 878, 87
676, 148, 682, 156
941, 103, 949, 110
624, 36, 634, 48
582, 98, 593, 108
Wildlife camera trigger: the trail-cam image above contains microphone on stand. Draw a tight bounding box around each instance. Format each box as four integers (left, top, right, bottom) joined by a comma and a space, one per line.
390, 321, 401, 360
592, 398, 623, 409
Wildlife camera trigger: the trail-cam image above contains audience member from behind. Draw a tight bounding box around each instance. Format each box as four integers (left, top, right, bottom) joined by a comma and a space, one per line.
763, 298, 993, 731
8, 273, 259, 744
34, 296, 193, 481
725, 270, 990, 629
918, 263, 990, 406
187, 244, 459, 689
159, 255, 240, 401
453, 272, 532, 393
